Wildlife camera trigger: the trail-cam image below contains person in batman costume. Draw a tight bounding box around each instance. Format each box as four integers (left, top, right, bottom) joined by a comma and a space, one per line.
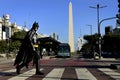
14, 22, 44, 75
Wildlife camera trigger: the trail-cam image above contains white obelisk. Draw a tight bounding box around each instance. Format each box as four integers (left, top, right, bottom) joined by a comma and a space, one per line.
69, 1, 74, 52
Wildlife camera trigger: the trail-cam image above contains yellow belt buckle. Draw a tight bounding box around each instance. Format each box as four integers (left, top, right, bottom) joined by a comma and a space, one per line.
34, 44, 38, 48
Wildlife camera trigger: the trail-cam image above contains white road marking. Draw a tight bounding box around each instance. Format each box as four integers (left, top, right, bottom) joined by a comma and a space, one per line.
2, 67, 120, 80
76, 68, 97, 80
98, 68, 120, 80
42, 68, 64, 80
8, 68, 43, 80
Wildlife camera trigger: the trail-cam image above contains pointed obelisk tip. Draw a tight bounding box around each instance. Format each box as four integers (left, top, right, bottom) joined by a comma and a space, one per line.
69, 1, 72, 6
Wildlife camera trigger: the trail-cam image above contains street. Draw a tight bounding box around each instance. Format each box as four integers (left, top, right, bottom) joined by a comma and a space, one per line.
0, 56, 120, 80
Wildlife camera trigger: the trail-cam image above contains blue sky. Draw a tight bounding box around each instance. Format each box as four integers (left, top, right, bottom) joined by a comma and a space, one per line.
0, 0, 118, 45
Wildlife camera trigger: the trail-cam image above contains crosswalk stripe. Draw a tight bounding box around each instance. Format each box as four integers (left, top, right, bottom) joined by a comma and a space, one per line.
2, 67, 120, 80
42, 68, 64, 80
98, 68, 120, 80
4, 69, 16, 73
8, 68, 43, 80
75, 68, 97, 80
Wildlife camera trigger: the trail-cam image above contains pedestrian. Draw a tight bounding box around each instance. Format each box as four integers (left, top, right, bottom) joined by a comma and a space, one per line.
14, 22, 44, 75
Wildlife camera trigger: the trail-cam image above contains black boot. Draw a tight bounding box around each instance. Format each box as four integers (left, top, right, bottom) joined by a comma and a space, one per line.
16, 65, 20, 74
36, 71, 44, 75
16, 63, 25, 74
35, 58, 44, 75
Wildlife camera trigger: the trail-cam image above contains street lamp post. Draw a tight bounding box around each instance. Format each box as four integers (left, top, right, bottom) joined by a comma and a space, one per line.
89, 4, 107, 59
98, 16, 116, 58
87, 25, 92, 35
87, 24, 93, 56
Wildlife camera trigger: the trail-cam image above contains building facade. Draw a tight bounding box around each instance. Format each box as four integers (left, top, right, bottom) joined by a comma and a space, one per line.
0, 14, 12, 40
0, 18, 2, 40
0, 14, 26, 40
0, 14, 49, 41
50, 33, 59, 40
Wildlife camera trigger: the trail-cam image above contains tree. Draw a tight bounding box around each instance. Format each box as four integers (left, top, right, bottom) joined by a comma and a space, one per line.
10, 31, 27, 51
82, 33, 98, 58
83, 33, 98, 51
102, 33, 120, 58
0, 40, 8, 53
11, 31, 27, 41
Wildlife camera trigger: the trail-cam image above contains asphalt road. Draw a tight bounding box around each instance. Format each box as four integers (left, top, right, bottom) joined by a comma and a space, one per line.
0, 56, 120, 80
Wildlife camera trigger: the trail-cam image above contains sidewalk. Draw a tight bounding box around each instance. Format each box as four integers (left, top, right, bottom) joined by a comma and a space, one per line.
0, 56, 53, 64
0, 57, 14, 64
100, 58, 120, 70
100, 57, 120, 61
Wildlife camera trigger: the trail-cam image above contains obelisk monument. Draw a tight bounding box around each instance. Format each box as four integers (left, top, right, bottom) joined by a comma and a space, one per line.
68, 1, 74, 52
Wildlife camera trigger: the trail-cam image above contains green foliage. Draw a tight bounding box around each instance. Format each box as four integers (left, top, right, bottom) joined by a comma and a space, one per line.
84, 33, 98, 43
0, 31, 27, 53
83, 33, 98, 53
83, 32, 120, 58
11, 31, 27, 41
102, 33, 120, 52
0, 40, 8, 53
9, 41, 21, 51
10, 31, 27, 51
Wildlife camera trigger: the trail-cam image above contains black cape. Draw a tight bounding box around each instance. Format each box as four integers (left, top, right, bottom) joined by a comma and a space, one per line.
14, 29, 36, 67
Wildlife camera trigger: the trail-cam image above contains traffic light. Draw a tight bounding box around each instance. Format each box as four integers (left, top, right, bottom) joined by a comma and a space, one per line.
116, 14, 120, 18
118, 0, 120, 12
116, 14, 120, 24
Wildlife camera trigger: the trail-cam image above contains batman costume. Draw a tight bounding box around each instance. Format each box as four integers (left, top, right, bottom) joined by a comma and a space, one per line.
14, 22, 44, 75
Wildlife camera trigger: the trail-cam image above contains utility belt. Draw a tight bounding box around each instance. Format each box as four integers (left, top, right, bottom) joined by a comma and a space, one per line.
33, 44, 39, 48
33, 44, 42, 59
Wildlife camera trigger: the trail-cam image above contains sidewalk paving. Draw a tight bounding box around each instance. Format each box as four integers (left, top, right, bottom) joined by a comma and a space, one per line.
0, 56, 119, 63
0, 57, 120, 69
0, 56, 52, 64
101, 58, 116, 60
100, 58, 120, 70
0, 57, 14, 64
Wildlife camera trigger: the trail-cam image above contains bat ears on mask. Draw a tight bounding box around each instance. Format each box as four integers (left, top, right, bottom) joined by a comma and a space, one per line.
32, 21, 39, 29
